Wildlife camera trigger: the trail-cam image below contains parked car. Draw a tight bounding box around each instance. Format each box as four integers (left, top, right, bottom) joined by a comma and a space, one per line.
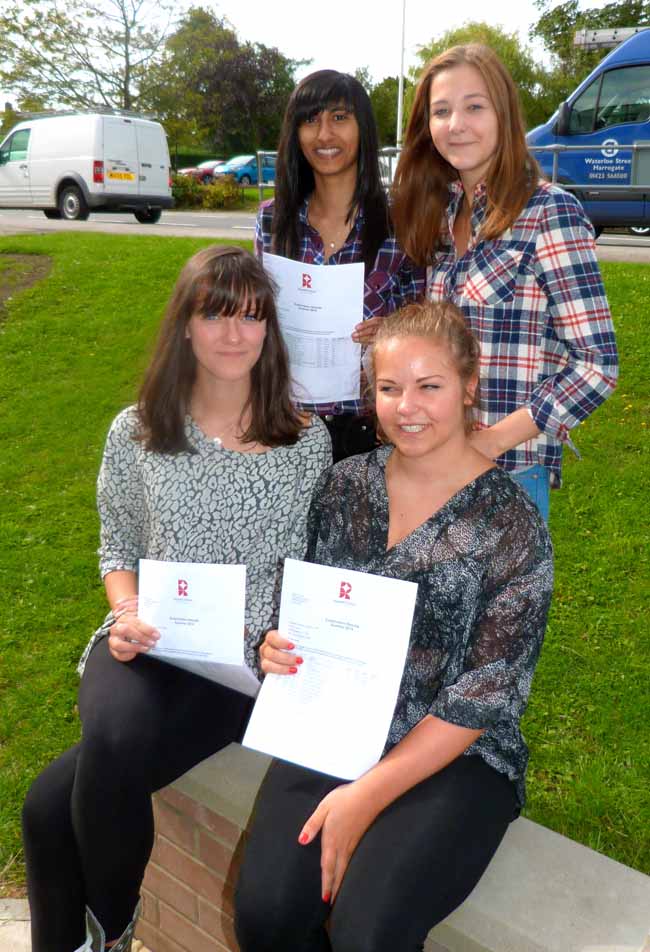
177, 159, 225, 184
213, 154, 276, 186
0, 112, 172, 222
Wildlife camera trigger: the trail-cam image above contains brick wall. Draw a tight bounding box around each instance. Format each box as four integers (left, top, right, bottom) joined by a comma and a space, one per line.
135, 785, 245, 952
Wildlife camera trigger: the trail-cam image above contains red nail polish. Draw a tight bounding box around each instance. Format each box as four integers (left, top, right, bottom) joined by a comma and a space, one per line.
289, 665, 298, 674
287, 642, 295, 650
299, 832, 309, 845
295, 656, 303, 665
323, 892, 331, 903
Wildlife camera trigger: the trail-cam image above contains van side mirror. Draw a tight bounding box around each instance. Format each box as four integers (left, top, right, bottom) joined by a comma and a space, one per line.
0, 151, 8, 166
556, 102, 571, 137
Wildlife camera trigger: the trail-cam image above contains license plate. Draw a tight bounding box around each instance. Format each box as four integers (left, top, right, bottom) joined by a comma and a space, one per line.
108, 170, 135, 181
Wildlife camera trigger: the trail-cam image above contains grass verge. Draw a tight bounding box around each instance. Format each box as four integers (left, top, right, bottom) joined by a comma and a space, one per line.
0, 235, 648, 894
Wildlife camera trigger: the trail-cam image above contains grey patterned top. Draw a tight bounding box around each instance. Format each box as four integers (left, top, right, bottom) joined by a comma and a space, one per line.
306, 445, 553, 806
79, 406, 332, 675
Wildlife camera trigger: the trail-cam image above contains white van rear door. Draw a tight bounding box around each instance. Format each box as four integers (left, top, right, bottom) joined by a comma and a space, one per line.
135, 122, 170, 196
103, 117, 139, 195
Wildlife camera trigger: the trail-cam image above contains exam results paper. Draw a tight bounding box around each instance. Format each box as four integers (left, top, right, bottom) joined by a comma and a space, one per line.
243, 559, 417, 779
263, 253, 364, 404
138, 558, 260, 697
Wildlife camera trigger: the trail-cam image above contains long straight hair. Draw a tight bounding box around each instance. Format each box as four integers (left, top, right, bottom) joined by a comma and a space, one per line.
392, 44, 539, 266
272, 69, 390, 272
137, 246, 304, 453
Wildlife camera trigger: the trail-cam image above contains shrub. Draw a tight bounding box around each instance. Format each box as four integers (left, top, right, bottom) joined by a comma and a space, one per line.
171, 173, 243, 210
202, 175, 241, 210
171, 174, 203, 208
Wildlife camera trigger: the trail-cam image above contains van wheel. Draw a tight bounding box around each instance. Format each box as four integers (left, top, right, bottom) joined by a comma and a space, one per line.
134, 207, 162, 224
44, 209, 62, 219
59, 186, 89, 221
239, 174, 251, 186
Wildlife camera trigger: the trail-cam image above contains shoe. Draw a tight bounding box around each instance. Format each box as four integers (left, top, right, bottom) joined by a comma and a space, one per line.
85, 899, 141, 952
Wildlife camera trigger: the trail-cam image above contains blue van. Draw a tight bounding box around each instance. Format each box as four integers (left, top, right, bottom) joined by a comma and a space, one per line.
527, 30, 650, 231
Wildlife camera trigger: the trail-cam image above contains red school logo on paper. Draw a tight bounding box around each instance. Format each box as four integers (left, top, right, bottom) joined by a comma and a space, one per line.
177, 579, 189, 597
338, 581, 352, 600
301, 273, 312, 289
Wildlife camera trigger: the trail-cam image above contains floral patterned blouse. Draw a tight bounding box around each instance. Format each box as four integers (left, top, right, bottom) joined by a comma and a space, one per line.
78, 406, 332, 675
305, 445, 553, 806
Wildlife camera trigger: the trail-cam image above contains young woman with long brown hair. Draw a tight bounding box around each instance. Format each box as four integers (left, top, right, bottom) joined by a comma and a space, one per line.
21, 246, 331, 952
234, 301, 553, 951
392, 44, 618, 518
256, 69, 424, 462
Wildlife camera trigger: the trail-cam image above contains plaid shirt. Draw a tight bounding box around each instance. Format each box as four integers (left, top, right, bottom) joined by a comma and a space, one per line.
427, 181, 618, 480
256, 198, 424, 414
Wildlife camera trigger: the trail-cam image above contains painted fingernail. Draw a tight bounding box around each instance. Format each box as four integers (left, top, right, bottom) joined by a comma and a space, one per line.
298, 832, 309, 845
289, 666, 298, 674
286, 642, 295, 650
323, 892, 331, 903
295, 656, 303, 665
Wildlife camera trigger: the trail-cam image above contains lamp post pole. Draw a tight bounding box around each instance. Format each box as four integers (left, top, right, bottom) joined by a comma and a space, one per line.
396, 0, 407, 149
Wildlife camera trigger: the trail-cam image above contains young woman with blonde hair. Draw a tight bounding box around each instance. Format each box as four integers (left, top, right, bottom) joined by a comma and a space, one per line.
392, 43, 618, 518
234, 300, 553, 951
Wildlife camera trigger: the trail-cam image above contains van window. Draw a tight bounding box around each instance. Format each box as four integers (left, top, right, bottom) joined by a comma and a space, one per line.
594, 66, 650, 129
1, 129, 31, 162
569, 78, 601, 135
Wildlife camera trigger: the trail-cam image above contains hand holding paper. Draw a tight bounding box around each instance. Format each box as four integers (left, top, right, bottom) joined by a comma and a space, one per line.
244, 559, 418, 779
137, 559, 260, 697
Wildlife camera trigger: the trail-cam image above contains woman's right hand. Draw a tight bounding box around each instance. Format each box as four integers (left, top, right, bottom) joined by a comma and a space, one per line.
108, 598, 160, 663
259, 630, 303, 675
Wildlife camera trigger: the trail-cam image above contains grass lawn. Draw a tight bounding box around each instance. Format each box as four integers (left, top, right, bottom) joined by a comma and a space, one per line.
0, 233, 648, 895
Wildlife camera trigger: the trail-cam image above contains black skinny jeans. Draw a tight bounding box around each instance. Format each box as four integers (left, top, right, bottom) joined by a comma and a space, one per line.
22, 637, 253, 952
235, 756, 518, 952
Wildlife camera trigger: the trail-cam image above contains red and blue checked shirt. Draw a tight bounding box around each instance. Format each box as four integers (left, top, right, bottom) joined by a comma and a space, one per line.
427, 181, 618, 481
256, 198, 424, 415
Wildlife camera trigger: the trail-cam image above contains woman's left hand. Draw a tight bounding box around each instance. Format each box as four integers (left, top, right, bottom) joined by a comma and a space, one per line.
298, 782, 380, 904
352, 316, 382, 344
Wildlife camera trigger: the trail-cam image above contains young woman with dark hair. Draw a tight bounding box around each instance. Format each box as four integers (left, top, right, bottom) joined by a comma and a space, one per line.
234, 300, 553, 951
392, 44, 618, 518
256, 69, 424, 462
22, 246, 331, 952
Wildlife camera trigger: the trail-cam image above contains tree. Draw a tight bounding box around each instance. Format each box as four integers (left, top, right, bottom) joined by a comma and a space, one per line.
369, 76, 414, 146
531, 0, 650, 104
145, 7, 301, 154
353, 66, 373, 94
409, 22, 550, 130
0, 0, 171, 110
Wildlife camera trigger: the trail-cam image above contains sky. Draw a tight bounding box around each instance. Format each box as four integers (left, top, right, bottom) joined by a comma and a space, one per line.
2, 0, 617, 108
215, 0, 556, 83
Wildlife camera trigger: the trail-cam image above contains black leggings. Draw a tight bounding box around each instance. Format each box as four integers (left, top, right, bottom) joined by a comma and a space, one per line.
22, 637, 253, 952
235, 756, 518, 952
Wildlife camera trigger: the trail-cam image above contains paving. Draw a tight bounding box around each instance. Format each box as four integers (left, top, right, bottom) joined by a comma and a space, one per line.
0, 901, 152, 952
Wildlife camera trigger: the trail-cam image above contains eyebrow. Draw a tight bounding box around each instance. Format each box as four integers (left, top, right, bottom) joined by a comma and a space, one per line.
376, 374, 446, 383
429, 92, 490, 106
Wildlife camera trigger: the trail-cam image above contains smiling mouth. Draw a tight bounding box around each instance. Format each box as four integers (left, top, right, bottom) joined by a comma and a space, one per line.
399, 424, 427, 432
314, 148, 342, 156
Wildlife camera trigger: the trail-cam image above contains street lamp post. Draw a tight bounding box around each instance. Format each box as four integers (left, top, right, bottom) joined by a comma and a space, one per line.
396, 0, 406, 149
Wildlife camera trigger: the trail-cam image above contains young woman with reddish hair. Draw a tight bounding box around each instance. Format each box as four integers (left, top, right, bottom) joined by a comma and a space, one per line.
392, 43, 618, 518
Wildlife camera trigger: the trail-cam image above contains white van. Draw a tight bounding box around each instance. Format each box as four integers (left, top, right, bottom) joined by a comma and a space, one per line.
0, 112, 173, 223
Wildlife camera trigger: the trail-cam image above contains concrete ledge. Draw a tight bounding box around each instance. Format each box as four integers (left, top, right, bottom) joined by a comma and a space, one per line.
139, 743, 650, 952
